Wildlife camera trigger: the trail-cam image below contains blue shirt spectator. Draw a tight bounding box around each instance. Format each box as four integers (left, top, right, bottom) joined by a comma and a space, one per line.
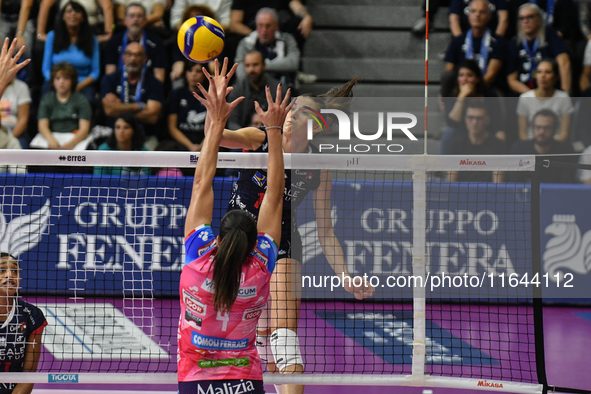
449, 0, 508, 37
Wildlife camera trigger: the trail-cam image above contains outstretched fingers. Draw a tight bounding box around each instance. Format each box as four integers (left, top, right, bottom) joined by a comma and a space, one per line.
281, 88, 292, 109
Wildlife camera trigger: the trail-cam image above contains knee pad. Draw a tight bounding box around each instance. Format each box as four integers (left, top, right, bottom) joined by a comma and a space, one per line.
270, 328, 304, 372
256, 333, 273, 363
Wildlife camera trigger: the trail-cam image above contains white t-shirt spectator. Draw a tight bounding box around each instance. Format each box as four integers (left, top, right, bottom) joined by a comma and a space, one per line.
0, 79, 31, 132
584, 39, 591, 66
0, 125, 23, 174
577, 145, 591, 183
516, 90, 574, 139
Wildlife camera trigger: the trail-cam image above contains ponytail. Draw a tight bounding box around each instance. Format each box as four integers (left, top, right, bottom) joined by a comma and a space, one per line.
212, 211, 257, 313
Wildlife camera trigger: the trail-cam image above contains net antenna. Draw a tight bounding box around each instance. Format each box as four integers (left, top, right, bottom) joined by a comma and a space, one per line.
424, 0, 430, 154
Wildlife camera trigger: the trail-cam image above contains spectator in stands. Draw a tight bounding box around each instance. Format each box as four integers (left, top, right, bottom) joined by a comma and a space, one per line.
37, 0, 113, 43
235, 8, 300, 86
37, 62, 92, 150
579, 37, 591, 93
227, 50, 286, 130
101, 42, 164, 150
0, 118, 24, 173
447, 101, 507, 182
449, 0, 508, 38
170, 5, 215, 86
0, 0, 36, 60
41, 1, 100, 105
114, 0, 165, 29
168, 60, 207, 152
506, 0, 581, 42
0, 75, 32, 148
444, 0, 506, 87
94, 113, 150, 175
230, 0, 312, 47
105, 3, 166, 82
507, 3, 570, 94
249, 112, 263, 128
440, 60, 505, 154
171, 0, 231, 31
516, 59, 573, 141
577, 145, 591, 183
580, 0, 591, 41
510, 109, 576, 183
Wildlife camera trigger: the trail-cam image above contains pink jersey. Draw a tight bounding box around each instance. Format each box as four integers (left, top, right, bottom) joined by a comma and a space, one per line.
178, 224, 278, 382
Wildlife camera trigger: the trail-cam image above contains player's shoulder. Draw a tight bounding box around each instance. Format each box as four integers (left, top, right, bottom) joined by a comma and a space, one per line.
16, 299, 46, 321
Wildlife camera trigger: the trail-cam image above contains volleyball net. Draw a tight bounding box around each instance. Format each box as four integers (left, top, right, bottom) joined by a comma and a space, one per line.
0, 148, 588, 393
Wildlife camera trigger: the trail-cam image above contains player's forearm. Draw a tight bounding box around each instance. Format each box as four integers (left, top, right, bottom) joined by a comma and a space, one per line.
11, 383, 34, 394
264, 131, 285, 203
318, 228, 350, 277
194, 120, 224, 184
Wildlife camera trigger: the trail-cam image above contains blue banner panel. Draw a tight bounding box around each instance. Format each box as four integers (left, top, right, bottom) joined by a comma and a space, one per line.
0, 172, 589, 299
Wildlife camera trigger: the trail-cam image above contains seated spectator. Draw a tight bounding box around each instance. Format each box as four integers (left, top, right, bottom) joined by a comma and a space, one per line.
167, 60, 207, 151
37, 62, 92, 150
0, 76, 32, 148
170, 5, 215, 86
230, 0, 312, 48
507, 3, 571, 94
506, 0, 581, 42
509, 109, 576, 183
1, 0, 36, 60
249, 112, 263, 128
444, 0, 506, 87
449, 0, 508, 38
94, 114, 149, 175
235, 8, 300, 86
114, 0, 165, 29
516, 59, 573, 141
41, 1, 100, 105
447, 101, 507, 183
579, 38, 591, 93
37, 0, 114, 43
101, 42, 164, 150
170, 0, 231, 31
577, 144, 591, 184
227, 51, 286, 130
580, 0, 591, 41
0, 121, 24, 174
105, 3, 167, 82
440, 60, 505, 154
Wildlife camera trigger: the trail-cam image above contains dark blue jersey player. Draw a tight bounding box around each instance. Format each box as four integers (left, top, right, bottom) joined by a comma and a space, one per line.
229, 129, 321, 261
199, 59, 375, 394
0, 253, 47, 394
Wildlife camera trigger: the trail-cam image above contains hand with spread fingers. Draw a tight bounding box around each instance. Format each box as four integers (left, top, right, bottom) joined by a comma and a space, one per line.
254, 84, 292, 133
0, 38, 29, 97
192, 67, 244, 128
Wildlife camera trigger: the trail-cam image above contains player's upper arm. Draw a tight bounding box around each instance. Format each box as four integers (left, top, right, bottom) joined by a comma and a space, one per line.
252, 233, 278, 274
221, 127, 267, 150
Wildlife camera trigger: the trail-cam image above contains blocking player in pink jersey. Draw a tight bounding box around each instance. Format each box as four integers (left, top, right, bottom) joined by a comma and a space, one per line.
178, 60, 291, 394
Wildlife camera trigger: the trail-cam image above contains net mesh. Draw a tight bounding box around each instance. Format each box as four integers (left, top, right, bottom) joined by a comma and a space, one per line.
0, 151, 543, 389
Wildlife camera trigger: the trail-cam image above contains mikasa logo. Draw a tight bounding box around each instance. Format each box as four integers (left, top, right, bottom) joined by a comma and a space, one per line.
305, 107, 418, 153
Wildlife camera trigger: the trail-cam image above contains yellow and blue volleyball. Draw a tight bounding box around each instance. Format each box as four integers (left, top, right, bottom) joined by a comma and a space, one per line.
177, 16, 225, 63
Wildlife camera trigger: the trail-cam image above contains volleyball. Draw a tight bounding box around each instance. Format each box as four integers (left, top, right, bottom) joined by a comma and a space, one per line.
177, 16, 225, 63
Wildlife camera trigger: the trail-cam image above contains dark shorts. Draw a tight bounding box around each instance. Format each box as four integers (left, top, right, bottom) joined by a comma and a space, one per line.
179, 379, 265, 394
278, 225, 302, 262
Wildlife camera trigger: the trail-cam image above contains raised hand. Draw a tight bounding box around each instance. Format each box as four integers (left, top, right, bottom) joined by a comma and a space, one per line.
202, 57, 237, 98
0, 38, 29, 97
254, 84, 292, 131
193, 67, 243, 128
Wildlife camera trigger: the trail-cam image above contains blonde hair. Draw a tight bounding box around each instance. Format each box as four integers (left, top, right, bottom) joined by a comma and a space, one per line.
517, 3, 545, 46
